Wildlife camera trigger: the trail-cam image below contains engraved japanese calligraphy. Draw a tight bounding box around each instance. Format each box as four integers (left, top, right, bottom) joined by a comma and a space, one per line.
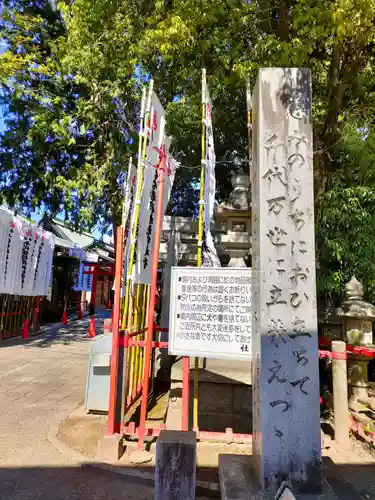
267, 227, 287, 246
269, 400, 291, 412
251, 68, 321, 491
267, 285, 287, 306
268, 360, 287, 384
268, 318, 287, 347
267, 196, 286, 215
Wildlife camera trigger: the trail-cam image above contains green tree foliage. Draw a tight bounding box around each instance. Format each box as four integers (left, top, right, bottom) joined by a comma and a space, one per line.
0, 0, 137, 232
316, 124, 375, 303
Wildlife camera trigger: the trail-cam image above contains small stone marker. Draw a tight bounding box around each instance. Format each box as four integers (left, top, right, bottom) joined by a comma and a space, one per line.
155, 430, 196, 500
331, 341, 349, 446
251, 68, 321, 494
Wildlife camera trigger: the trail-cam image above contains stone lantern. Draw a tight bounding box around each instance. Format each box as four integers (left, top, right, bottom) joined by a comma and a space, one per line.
213, 171, 251, 268
336, 277, 375, 405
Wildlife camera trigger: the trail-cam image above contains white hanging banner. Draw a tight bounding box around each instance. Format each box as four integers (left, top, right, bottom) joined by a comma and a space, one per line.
34, 230, 55, 297
0, 208, 55, 296
202, 72, 221, 268
0, 210, 24, 296
73, 252, 99, 292
20, 223, 42, 296
163, 137, 179, 218
135, 90, 166, 285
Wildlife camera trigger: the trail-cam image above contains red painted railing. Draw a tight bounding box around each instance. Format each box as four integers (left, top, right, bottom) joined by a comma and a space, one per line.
0, 296, 40, 340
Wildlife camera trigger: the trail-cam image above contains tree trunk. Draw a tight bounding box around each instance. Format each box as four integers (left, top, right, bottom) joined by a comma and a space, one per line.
277, 1, 290, 41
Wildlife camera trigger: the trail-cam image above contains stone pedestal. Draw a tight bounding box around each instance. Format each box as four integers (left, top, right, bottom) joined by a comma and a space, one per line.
336, 277, 375, 403
251, 68, 321, 494
214, 171, 252, 269
337, 277, 375, 346
96, 433, 124, 462
347, 354, 370, 403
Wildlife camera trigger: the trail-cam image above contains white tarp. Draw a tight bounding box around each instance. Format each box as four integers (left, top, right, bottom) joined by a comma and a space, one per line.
0, 207, 55, 296
202, 74, 221, 267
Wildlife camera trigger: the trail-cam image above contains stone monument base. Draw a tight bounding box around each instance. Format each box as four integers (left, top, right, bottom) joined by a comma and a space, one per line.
219, 455, 338, 500
166, 357, 252, 434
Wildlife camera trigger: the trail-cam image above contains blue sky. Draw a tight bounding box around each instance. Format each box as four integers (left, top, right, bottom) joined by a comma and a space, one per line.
0, 110, 4, 134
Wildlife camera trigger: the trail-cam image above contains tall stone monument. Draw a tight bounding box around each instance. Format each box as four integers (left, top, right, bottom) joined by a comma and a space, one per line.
252, 68, 321, 494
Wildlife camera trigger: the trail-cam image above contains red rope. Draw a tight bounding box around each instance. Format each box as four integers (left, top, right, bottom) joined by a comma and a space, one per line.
318, 336, 375, 359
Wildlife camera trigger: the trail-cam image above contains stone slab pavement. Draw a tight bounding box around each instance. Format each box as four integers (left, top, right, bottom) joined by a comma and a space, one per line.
0, 313, 154, 499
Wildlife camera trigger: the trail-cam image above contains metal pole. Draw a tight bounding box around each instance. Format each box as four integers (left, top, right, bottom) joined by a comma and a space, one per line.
107, 226, 124, 435
182, 356, 190, 431
246, 78, 253, 182
90, 269, 98, 312
122, 156, 133, 228
138, 151, 167, 450
192, 68, 207, 430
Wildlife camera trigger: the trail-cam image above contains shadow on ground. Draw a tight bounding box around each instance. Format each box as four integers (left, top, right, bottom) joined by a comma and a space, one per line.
0, 311, 111, 350
0, 459, 374, 499
0, 462, 220, 499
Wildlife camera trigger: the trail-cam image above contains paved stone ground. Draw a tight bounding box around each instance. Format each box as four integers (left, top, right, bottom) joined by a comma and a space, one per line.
2, 314, 375, 499
0, 313, 154, 499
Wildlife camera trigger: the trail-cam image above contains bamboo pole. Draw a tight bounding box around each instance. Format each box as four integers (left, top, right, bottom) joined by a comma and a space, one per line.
192, 68, 208, 429
121, 83, 152, 330
132, 283, 142, 395
122, 156, 133, 228
126, 288, 135, 405
138, 284, 149, 390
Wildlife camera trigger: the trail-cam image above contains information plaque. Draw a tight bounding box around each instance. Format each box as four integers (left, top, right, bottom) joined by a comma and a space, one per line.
168, 267, 252, 360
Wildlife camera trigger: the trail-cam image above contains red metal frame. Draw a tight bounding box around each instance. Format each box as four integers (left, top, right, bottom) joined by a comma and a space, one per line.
107, 226, 124, 435
120, 324, 254, 445
138, 153, 167, 450
122, 423, 253, 443
120, 334, 370, 446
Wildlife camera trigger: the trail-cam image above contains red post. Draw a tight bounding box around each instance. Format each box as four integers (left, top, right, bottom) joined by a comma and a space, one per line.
182, 356, 190, 431
90, 268, 98, 311
22, 318, 29, 339
138, 155, 166, 450
61, 310, 68, 325
107, 226, 124, 435
35, 296, 40, 331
